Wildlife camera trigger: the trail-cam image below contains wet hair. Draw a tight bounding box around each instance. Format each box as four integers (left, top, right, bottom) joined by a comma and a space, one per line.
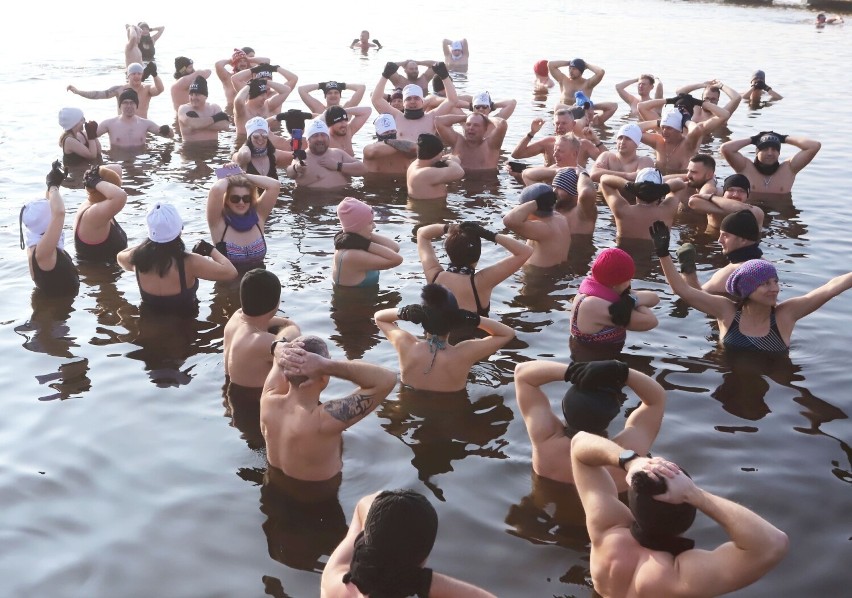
689, 153, 716, 170
285, 335, 330, 386
131, 237, 186, 277
628, 470, 697, 555
224, 175, 258, 209
444, 223, 481, 266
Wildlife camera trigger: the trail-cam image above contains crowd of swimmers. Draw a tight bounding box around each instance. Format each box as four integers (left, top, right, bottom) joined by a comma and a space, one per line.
18, 17, 851, 596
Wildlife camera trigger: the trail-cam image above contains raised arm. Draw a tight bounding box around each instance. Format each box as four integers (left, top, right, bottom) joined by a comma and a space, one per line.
514, 360, 571, 444
511, 118, 549, 159
297, 83, 326, 114
547, 60, 570, 84
35, 183, 67, 269
502, 200, 550, 241
66, 84, 122, 100
688, 193, 764, 226
185, 247, 238, 282
585, 63, 605, 89
456, 315, 515, 362
615, 77, 639, 105
343, 83, 367, 108
612, 369, 666, 457
691, 100, 730, 138
599, 174, 630, 216
476, 230, 534, 288
636, 98, 665, 122
781, 272, 852, 323
416, 223, 445, 282
718, 82, 742, 115
785, 135, 822, 174
720, 137, 752, 173
434, 114, 464, 146
245, 173, 281, 221
266, 81, 293, 112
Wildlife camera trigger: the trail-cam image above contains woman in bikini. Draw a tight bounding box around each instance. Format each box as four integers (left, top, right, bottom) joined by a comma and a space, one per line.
206, 164, 280, 273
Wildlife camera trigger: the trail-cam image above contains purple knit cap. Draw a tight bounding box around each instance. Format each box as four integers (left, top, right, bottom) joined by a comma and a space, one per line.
725, 259, 778, 299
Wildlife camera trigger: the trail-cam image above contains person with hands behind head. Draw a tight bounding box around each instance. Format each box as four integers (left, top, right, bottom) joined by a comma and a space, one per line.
417, 219, 533, 316
74, 165, 127, 263
571, 431, 788, 598
117, 202, 237, 316
332, 198, 402, 288
434, 109, 508, 173
720, 130, 821, 196
21, 161, 79, 296
406, 133, 464, 200
321, 489, 496, 598
650, 220, 852, 352
58, 107, 101, 167
615, 74, 664, 116
262, 335, 397, 481
214, 48, 271, 114
502, 183, 571, 268
298, 80, 367, 115
743, 70, 783, 108
515, 359, 666, 487
374, 283, 515, 393
675, 79, 741, 126
570, 248, 659, 359
442, 38, 469, 70
206, 164, 280, 272
548, 57, 605, 106
600, 168, 686, 242
372, 61, 458, 142
124, 22, 163, 66
231, 117, 293, 180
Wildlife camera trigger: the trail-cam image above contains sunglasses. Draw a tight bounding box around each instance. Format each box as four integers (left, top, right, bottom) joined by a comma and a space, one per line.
228, 194, 252, 204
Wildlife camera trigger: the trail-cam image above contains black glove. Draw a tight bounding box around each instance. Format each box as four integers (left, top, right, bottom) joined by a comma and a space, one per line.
433, 61, 449, 79
608, 288, 637, 327
755, 80, 767, 90
185, 110, 199, 118
397, 304, 426, 324
460, 221, 497, 242
676, 243, 697, 275
46, 160, 66, 189
159, 125, 172, 137
293, 149, 307, 162
775, 132, 788, 143
334, 231, 371, 251
750, 131, 771, 145
84, 120, 99, 140
372, 39, 382, 48
318, 81, 328, 92
142, 61, 157, 80
382, 62, 399, 79
212, 112, 230, 123
83, 166, 103, 189
277, 109, 312, 133
664, 96, 678, 105
687, 94, 704, 108
565, 360, 629, 390
192, 240, 214, 257
351, 38, 359, 45
648, 220, 670, 258
251, 63, 272, 74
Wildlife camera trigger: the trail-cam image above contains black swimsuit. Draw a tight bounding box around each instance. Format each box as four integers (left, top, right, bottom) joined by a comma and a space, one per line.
74, 207, 128, 263
31, 249, 79, 296
246, 140, 278, 179
136, 255, 199, 316
432, 268, 489, 316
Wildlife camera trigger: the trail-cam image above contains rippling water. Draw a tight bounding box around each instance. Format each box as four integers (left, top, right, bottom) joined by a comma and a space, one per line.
2, 1, 851, 596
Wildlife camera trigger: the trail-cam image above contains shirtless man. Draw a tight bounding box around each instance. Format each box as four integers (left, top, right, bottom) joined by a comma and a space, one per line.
363, 114, 416, 175
234, 78, 293, 144
511, 109, 585, 168
743, 70, 783, 108
372, 61, 457, 142
675, 79, 742, 125
615, 74, 663, 116
214, 48, 270, 114
95, 89, 173, 149
434, 112, 507, 172
571, 432, 788, 598
298, 80, 367, 115
386, 60, 436, 95
261, 336, 397, 482
442, 38, 469, 70
458, 91, 517, 120
67, 62, 164, 118
523, 133, 600, 186
515, 360, 666, 487
502, 184, 571, 268
349, 30, 382, 51
223, 269, 301, 390
124, 22, 163, 66
600, 169, 686, 241
170, 57, 213, 112
325, 105, 372, 156
548, 57, 605, 105
688, 173, 764, 230
285, 119, 367, 190
406, 133, 464, 200
231, 63, 298, 95
638, 105, 729, 174
591, 124, 654, 182
720, 131, 821, 197
553, 167, 598, 236
677, 209, 765, 294
177, 77, 231, 142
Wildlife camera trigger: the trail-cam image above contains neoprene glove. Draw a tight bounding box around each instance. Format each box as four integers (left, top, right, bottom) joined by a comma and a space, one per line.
185, 111, 199, 118
460, 221, 497, 242
334, 231, 371, 251
192, 240, 213, 257
649, 221, 671, 258
84, 120, 99, 139
382, 62, 399, 79
608, 289, 637, 327
397, 304, 426, 324
565, 360, 629, 390
676, 243, 697, 275
372, 39, 382, 48
251, 63, 272, 74
46, 160, 66, 189
664, 96, 678, 105
212, 112, 230, 123
433, 61, 449, 79
83, 166, 102, 189
142, 61, 157, 80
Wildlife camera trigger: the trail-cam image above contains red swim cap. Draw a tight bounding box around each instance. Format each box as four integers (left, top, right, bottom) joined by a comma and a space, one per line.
534, 60, 548, 77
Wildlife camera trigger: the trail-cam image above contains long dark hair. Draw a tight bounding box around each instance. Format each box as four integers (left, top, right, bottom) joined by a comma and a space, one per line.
131, 237, 186, 277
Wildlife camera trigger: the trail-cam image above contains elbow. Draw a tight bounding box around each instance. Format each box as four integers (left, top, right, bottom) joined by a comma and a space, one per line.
768, 529, 790, 564
388, 254, 404, 268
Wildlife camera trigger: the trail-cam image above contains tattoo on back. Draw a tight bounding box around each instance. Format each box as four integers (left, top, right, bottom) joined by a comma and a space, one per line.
324, 394, 374, 422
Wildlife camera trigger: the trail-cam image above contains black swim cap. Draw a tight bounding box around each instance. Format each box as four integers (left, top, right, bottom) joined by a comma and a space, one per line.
249, 79, 268, 99
720, 209, 759, 242
188, 75, 208, 97
723, 173, 751, 195
118, 88, 139, 107
561, 385, 621, 436
417, 133, 444, 160
325, 106, 347, 126
240, 269, 281, 316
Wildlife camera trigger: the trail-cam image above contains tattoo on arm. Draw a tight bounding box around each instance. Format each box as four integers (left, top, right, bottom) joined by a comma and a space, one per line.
323, 393, 375, 423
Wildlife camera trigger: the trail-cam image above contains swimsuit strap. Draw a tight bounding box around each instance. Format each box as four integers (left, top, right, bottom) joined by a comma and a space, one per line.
335, 250, 346, 285
423, 335, 447, 374
218, 222, 230, 243
176, 254, 188, 292
468, 271, 485, 316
